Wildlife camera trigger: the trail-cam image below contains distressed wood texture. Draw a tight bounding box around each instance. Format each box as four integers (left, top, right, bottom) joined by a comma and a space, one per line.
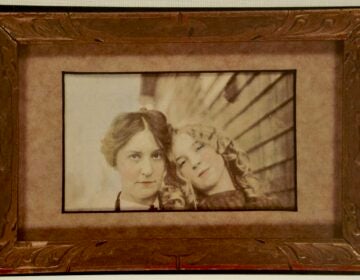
0, 239, 360, 273
0, 28, 18, 257
0, 10, 359, 43
343, 17, 360, 253
0, 9, 360, 273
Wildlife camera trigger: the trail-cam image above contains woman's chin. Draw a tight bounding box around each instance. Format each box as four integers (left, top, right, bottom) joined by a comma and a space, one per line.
136, 190, 158, 200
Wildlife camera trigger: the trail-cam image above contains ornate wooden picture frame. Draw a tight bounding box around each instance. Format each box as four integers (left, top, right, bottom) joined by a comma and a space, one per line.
0, 9, 360, 273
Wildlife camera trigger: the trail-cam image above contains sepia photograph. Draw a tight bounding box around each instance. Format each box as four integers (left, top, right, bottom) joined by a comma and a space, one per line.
63, 71, 296, 212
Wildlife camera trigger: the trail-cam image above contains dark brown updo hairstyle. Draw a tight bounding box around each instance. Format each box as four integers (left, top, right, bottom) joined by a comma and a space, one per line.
101, 109, 181, 188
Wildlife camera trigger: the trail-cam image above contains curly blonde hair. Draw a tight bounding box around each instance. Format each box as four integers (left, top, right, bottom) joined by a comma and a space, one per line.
161, 124, 263, 209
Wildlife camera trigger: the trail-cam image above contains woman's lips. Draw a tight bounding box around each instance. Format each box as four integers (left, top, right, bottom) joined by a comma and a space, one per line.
137, 181, 156, 184
198, 168, 209, 177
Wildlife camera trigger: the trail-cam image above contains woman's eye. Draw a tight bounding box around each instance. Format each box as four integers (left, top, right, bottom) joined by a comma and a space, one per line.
152, 151, 163, 160
177, 160, 186, 168
195, 142, 205, 151
129, 154, 141, 160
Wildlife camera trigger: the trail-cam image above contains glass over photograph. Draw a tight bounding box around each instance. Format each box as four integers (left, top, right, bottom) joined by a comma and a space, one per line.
63, 71, 296, 212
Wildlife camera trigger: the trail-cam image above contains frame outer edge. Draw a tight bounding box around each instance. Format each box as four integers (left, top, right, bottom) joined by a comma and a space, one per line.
0, 9, 360, 273
0, 9, 359, 43
343, 20, 360, 252
0, 27, 18, 257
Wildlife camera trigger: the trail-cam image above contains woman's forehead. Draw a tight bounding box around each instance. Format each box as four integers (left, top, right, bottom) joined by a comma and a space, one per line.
172, 133, 195, 154
121, 129, 160, 152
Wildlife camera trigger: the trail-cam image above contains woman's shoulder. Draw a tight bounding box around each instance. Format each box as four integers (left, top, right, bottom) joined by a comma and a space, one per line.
245, 194, 287, 210
198, 190, 247, 210
198, 189, 283, 210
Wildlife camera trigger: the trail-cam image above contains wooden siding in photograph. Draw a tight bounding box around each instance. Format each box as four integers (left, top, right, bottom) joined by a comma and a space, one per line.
140, 71, 295, 208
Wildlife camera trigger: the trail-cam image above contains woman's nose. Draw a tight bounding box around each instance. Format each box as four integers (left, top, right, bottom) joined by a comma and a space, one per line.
140, 158, 153, 176
189, 154, 201, 170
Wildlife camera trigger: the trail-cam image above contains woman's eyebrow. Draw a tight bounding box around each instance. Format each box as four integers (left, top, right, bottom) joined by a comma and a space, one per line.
126, 150, 142, 154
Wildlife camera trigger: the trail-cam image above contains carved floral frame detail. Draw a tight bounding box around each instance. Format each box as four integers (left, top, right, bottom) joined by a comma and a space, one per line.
0, 10, 360, 273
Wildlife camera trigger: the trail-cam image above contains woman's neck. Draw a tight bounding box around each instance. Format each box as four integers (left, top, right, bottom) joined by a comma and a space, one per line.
205, 167, 235, 196
121, 191, 156, 206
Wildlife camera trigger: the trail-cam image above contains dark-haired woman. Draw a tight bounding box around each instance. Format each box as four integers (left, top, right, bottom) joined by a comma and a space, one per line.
101, 109, 189, 211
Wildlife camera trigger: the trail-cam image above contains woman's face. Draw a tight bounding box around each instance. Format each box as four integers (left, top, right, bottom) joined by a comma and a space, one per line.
172, 132, 226, 194
115, 128, 165, 204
